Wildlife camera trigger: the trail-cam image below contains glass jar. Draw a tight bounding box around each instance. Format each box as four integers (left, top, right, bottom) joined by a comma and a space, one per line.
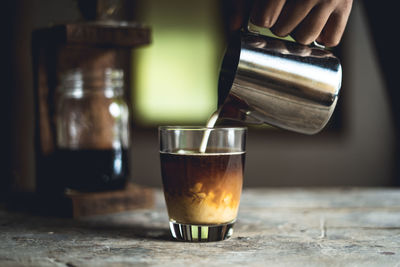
55, 68, 130, 192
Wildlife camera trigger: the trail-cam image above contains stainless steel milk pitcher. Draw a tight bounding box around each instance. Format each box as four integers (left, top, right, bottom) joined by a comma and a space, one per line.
218, 28, 342, 135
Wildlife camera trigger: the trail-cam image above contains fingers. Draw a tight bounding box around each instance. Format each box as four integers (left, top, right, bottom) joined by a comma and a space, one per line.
246, 0, 353, 47
230, 0, 247, 31
291, 3, 333, 45
250, 0, 286, 28
317, 0, 353, 47
271, 0, 317, 38
228, 0, 254, 31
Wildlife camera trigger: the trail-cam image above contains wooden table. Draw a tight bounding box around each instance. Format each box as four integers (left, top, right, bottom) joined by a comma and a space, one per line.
1, 188, 400, 266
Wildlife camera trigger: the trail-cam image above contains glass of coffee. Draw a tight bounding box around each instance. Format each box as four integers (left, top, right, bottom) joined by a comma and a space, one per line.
159, 126, 247, 242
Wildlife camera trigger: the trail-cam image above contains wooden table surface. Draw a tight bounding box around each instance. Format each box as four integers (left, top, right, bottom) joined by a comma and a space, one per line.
1, 188, 400, 267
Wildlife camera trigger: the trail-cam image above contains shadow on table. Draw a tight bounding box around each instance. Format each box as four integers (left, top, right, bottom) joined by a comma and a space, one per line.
0, 208, 173, 242
76, 220, 174, 242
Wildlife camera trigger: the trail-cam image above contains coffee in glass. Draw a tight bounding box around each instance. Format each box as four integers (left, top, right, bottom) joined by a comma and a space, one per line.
159, 126, 246, 241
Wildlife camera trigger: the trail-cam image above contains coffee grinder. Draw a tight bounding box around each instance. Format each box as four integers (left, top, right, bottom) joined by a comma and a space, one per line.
29, 0, 153, 217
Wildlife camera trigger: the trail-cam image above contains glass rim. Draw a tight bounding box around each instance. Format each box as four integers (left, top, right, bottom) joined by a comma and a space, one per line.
158, 126, 247, 131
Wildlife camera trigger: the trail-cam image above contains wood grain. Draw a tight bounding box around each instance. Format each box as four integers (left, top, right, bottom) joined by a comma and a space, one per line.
1, 188, 400, 266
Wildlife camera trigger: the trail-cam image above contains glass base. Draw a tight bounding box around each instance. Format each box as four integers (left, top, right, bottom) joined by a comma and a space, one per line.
169, 220, 235, 242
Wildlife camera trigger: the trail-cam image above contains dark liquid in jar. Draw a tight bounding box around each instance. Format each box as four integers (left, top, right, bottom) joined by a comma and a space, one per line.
56, 148, 129, 192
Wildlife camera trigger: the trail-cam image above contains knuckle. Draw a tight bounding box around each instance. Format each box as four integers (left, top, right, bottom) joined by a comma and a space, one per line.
325, 0, 353, 11
341, 0, 353, 10
252, 12, 277, 28
252, 17, 272, 28
262, 18, 275, 28
292, 31, 315, 45
321, 35, 340, 47
296, 36, 314, 45
320, 0, 337, 7
270, 27, 288, 37
327, 39, 340, 47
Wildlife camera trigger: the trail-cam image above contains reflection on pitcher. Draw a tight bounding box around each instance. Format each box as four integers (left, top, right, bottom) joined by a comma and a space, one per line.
218, 31, 342, 134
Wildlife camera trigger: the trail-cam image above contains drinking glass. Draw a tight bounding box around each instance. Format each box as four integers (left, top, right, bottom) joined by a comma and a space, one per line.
159, 126, 247, 242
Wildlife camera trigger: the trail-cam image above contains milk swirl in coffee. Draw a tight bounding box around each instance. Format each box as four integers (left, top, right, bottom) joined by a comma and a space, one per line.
161, 148, 244, 225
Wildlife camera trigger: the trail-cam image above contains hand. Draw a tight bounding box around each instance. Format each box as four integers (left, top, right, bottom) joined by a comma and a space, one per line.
229, 0, 353, 47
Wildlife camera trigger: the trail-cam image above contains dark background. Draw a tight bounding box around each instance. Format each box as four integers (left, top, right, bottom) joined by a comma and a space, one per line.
2, 0, 398, 193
